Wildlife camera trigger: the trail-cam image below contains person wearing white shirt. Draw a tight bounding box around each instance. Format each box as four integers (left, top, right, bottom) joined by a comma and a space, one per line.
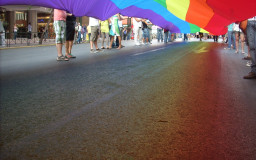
76, 23, 82, 44
28, 22, 32, 39
0, 19, 5, 46
14, 24, 18, 40
89, 17, 101, 53
233, 23, 245, 54
133, 17, 142, 45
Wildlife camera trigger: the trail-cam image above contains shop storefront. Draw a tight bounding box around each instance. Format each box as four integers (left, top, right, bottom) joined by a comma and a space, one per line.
0, 6, 52, 38
37, 12, 54, 38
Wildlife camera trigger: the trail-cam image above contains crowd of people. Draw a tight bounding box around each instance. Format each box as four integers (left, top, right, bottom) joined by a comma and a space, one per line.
224, 22, 251, 66
52, 9, 156, 61
5, 9, 251, 79
52, 9, 256, 79
219, 19, 256, 79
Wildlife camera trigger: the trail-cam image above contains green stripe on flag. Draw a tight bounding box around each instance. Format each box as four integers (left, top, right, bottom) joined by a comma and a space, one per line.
189, 23, 200, 33
154, 0, 167, 8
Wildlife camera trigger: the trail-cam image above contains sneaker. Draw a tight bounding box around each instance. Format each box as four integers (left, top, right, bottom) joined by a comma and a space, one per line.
243, 72, 256, 79
243, 56, 252, 60
96, 48, 103, 52
246, 61, 252, 67
224, 47, 231, 50
66, 54, 76, 58
57, 55, 69, 61
135, 43, 140, 46
90, 49, 95, 53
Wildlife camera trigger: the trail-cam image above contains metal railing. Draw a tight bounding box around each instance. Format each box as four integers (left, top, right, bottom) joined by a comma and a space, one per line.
3, 32, 56, 47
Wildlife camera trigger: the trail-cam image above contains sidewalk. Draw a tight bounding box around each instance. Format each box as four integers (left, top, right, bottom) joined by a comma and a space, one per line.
0, 38, 55, 49
0, 37, 221, 50
0, 38, 91, 49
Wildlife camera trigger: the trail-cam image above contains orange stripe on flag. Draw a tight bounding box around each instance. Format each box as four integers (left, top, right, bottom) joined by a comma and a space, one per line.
186, 0, 214, 28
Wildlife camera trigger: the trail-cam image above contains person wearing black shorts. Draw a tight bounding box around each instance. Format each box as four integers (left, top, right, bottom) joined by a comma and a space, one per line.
65, 14, 76, 58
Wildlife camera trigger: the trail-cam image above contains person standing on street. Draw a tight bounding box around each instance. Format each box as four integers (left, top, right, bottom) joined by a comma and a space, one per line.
100, 19, 110, 49
142, 19, 150, 45
65, 13, 76, 59
242, 16, 256, 79
157, 26, 163, 42
123, 27, 127, 40
54, 9, 69, 61
89, 17, 102, 53
233, 22, 245, 54
224, 23, 236, 50
82, 24, 87, 41
28, 22, 32, 39
184, 33, 188, 41
109, 14, 122, 49
14, 24, 18, 40
115, 15, 124, 48
133, 17, 142, 46
164, 29, 169, 43
0, 19, 5, 46
76, 22, 82, 44
87, 25, 91, 42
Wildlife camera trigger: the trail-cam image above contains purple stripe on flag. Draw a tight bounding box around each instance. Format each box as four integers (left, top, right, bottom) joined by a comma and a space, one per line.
0, 0, 180, 32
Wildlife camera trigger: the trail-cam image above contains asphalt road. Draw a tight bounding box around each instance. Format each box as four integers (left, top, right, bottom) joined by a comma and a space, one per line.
0, 40, 256, 159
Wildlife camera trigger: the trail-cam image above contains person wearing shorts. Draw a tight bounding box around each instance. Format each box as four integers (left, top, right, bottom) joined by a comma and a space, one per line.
89, 17, 102, 53
233, 23, 245, 54
100, 19, 110, 49
54, 9, 68, 61
142, 19, 150, 44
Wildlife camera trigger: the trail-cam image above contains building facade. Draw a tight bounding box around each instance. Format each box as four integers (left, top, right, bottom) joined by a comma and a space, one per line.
0, 5, 90, 38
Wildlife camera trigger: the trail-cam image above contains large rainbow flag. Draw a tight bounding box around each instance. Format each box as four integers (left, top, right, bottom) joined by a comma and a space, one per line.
1, 0, 255, 35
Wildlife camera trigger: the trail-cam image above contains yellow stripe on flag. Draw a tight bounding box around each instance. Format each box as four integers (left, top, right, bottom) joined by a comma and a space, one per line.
200, 28, 209, 33
166, 0, 190, 20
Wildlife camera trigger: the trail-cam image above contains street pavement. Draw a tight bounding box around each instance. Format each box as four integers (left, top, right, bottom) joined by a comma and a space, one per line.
0, 39, 256, 159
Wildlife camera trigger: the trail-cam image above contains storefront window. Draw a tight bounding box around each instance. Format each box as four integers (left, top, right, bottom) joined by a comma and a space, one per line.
16, 11, 27, 20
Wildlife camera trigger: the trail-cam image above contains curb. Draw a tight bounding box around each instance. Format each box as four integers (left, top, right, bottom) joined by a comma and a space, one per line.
0, 41, 89, 50
0, 43, 56, 50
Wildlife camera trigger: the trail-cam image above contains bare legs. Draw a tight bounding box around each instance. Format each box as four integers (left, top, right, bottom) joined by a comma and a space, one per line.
90, 41, 99, 50
56, 42, 69, 60
65, 40, 74, 55
56, 43, 63, 57
235, 32, 246, 53
109, 36, 121, 49
117, 36, 121, 49
109, 37, 114, 49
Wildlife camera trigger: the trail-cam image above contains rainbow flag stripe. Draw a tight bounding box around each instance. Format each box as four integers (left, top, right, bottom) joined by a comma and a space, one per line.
1, 0, 255, 35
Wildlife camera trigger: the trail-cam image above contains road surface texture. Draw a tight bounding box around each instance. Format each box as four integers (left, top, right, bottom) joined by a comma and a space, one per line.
1, 40, 256, 159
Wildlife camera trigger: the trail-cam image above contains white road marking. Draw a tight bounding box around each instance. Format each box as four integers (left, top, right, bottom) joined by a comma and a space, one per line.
132, 47, 166, 56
